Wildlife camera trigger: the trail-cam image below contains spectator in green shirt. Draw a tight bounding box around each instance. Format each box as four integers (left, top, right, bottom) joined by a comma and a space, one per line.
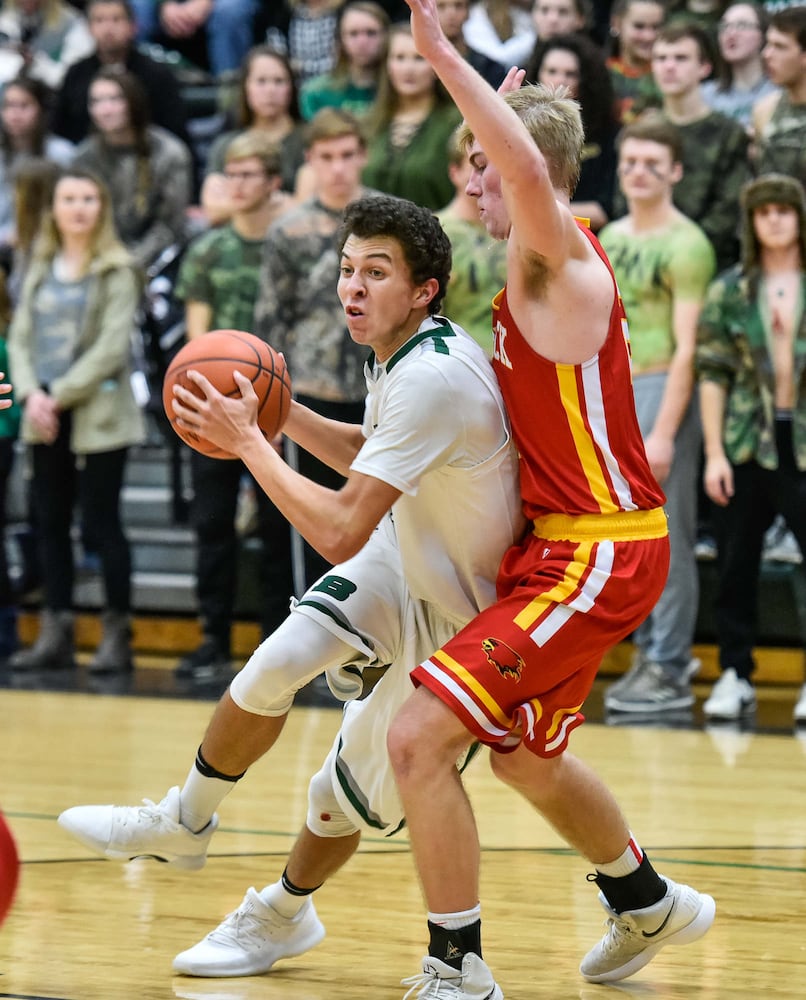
601, 113, 716, 716
362, 21, 461, 210
299, 1, 390, 120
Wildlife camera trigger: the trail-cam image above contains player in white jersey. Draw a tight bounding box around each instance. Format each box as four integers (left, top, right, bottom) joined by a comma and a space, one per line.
58, 194, 524, 977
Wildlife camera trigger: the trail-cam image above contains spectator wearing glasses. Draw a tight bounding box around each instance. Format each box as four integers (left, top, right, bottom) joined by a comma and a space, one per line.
702, 2, 778, 131
170, 131, 295, 682
201, 47, 304, 225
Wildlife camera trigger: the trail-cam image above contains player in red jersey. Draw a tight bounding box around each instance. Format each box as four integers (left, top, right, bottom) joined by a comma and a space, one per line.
389, 3, 717, 998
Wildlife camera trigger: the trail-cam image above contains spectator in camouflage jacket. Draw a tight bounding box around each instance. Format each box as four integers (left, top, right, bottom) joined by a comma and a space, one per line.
695, 173, 806, 720
753, 5, 806, 189
253, 108, 374, 593
73, 66, 193, 271
169, 131, 295, 681
623, 20, 752, 272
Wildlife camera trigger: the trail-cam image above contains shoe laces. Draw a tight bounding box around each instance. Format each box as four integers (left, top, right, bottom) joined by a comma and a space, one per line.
598, 911, 641, 957
119, 797, 176, 831
208, 895, 275, 950
401, 968, 459, 999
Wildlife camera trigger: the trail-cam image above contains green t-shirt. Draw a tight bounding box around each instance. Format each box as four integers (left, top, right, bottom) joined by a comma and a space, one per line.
599, 213, 716, 372
174, 225, 264, 332
299, 74, 377, 121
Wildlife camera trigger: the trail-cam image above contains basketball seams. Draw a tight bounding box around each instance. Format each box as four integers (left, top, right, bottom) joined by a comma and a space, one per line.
163, 329, 291, 456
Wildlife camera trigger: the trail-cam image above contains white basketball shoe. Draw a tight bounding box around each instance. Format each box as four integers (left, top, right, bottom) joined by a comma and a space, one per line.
173, 887, 325, 977
401, 954, 504, 999
580, 877, 715, 983
58, 786, 216, 869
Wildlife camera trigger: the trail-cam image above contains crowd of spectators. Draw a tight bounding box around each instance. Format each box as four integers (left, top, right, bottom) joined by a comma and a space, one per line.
0, 0, 803, 727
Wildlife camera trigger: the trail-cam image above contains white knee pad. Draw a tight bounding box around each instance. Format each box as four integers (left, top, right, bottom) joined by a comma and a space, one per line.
306, 752, 360, 839
230, 612, 356, 716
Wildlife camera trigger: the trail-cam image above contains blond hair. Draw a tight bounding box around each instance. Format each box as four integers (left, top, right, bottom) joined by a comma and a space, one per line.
457, 84, 584, 195
33, 168, 127, 276
304, 106, 366, 149
224, 130, 282, 176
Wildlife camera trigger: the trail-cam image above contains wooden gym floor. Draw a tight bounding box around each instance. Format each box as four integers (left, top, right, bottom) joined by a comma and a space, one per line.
1, 638, 806, 999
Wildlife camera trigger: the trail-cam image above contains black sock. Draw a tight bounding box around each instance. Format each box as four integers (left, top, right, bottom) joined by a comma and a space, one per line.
427, 919, 481, 970
590, 853, 667, 914
194, 745, 246, 782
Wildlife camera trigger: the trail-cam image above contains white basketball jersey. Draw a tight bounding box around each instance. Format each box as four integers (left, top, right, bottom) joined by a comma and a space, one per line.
351, 317, 524, 627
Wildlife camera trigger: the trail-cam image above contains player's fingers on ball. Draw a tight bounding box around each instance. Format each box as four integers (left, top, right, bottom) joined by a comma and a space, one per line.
233, 371, 259, 402
173, 382, 202, 407
171, 395, 199, 420
185, 369, 215, 394
175, 414, 200, 432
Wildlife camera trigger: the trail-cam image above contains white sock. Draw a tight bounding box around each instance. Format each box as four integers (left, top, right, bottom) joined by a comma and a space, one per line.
260, 879, 306, 919
427, 904, 481, 930
179, 762, 236, 833
595, 833, 644, 877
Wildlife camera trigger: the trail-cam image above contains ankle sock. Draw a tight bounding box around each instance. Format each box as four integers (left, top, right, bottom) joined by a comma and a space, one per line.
261, 868, 321, 919
596, 834, 643, 877
179, 745, 244, 833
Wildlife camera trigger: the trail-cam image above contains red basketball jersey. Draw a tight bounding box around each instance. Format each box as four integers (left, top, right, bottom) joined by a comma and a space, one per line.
491, 225, 665, 521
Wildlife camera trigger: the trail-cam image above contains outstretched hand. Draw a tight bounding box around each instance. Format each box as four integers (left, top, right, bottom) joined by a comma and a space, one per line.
405, 0, 449, 61
497, 66, 527, 95
172, 369, 263, 458
406, 0, 527, 92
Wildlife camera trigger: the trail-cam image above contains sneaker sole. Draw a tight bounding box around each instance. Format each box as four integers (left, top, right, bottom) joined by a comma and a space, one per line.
605, 694, 695, 713
175, 665, 232, 682
703, 701, 756, 721
581, 893, 716, 984
57, 814, 207, 870
604, 660, 700, 713
172, 921, 327, 976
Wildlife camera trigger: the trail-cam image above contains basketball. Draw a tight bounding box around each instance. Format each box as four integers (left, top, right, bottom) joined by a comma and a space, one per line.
0, 810, 20, 928
162, 330, 292, 459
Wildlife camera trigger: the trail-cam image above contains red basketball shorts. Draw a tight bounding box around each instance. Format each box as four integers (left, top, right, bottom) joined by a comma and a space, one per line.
412, 508, 670, 758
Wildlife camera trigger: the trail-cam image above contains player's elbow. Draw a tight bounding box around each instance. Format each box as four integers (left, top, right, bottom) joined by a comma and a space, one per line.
318, 522, 372, 565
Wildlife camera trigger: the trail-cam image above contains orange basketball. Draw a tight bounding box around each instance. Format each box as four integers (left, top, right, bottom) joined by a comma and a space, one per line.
162, 330, 292, 459
0, 810, 20, 928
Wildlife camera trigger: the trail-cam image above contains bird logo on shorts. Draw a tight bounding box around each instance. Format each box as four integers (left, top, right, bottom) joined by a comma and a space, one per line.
481, 637, 525, 681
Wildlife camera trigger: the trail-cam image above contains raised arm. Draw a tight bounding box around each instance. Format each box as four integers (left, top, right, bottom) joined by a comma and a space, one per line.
405, 0, 573, 263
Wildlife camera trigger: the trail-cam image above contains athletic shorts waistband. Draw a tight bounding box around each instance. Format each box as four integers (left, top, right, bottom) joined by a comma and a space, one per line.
532, 507, 668, 542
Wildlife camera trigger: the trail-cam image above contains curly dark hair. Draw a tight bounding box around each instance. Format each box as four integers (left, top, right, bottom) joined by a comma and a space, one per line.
337, 195, 452, 315
525, 33, 618, 147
